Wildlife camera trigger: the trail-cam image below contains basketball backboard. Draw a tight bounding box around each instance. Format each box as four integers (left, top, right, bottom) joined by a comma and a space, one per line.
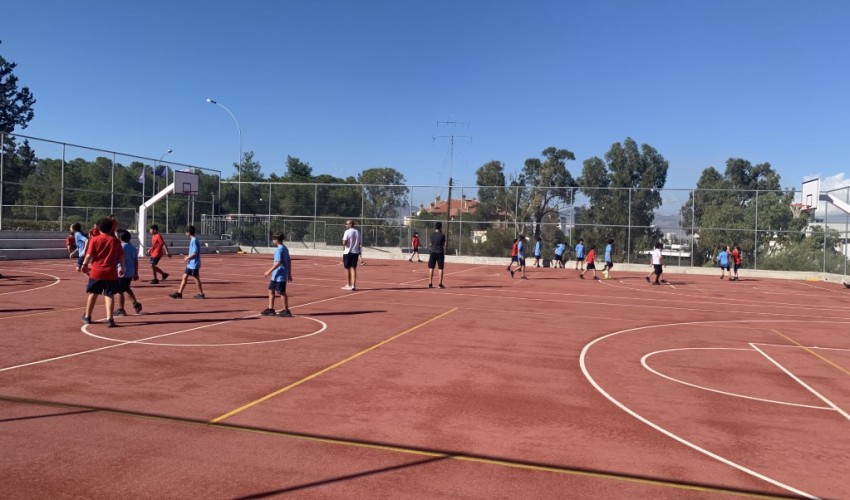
174, 170, 199, 195
801, 178, 820, 210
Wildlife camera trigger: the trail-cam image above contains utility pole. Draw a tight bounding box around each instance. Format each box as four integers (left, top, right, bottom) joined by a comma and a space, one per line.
433, 118, 470, 252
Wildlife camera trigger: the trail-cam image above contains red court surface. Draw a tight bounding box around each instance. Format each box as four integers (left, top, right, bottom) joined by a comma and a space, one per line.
1, 255, 848, 499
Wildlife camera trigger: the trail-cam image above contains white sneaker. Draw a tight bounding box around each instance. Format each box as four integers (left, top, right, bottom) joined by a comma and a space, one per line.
341, 284, 352, 290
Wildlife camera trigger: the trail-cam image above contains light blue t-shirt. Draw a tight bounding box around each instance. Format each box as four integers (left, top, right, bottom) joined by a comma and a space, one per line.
272, 244, 290, 282
121, 241, 137, 276
517, 239, 525, 259
718, 250, 729, 266
187, 236, 201, 270
575, 243, 585, 258
534, 241, 541, 256
74, 231, 88, 252
555, 243, 566, 256
604, 244, 613, 262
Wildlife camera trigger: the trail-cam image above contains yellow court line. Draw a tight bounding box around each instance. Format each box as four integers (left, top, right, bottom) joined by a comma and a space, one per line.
771, 329, 850, 377
210, 306, 459, 423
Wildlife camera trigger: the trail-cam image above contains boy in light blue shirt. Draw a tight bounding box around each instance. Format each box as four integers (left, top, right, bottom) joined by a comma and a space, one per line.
170, 226, 206, 299
603, 239, 615, 279
717, 245, 730, 280
533, 237, 542, 268
262, 232, 293, 317
115, 229, 142, 316
553, 242, 567, 268
575, 239, 585, 270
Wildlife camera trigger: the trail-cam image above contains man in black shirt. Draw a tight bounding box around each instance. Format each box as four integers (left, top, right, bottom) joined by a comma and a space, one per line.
428, 222, 447, 289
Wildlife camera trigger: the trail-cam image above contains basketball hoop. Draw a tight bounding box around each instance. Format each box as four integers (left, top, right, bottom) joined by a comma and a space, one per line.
790, 203, 815, 217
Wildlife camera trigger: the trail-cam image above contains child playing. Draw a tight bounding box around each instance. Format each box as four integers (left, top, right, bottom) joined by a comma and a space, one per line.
170, 226, 206, 299
579, 245, 598, 280
115, 229, 142, 316
80, 218, 125, 327
507, 238, 519, 277
66, 227, 78, 259
646, 242, 664, 285
731, 245, 742, 281
146, 224, 171, 284
602, 239, 615, 279
553, 241, 566, 268
72, 223, 89, 272
575, 239, 585, 270
717, 245, 730, 280
409, 232, 421, 262
262, 232, 293, 317
516, 235, 528, 280
533, 237, 542, 268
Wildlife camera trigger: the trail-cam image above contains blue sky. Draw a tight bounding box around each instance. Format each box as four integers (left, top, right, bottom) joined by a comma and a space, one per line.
4, 1, 850, 197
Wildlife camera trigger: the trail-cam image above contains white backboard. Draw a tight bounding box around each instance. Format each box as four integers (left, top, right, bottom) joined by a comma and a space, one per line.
801, 178, 820, 210
174, 170, 199, 195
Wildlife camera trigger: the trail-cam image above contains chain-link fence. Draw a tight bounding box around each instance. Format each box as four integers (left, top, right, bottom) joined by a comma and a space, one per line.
3, 133, 847, 275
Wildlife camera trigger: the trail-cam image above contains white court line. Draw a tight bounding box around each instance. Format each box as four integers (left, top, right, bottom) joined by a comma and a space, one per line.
580, 319, 822, 499
0, 291, 365, 373
641, 348, 832, 410
399, 265, 486, 285
0, 271, 61, 296
749, 343, 850, 422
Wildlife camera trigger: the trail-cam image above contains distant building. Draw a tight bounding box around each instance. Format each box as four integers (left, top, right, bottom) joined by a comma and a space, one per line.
419, 195, 479, 219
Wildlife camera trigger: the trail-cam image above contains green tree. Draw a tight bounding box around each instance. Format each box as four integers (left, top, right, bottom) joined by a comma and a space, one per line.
578, 138, 668, 259
681, 158, 804, 267
517, 147, 576, 240
1, 41, 37, 208
357, 167, 409, 247
474, 160, 509, 221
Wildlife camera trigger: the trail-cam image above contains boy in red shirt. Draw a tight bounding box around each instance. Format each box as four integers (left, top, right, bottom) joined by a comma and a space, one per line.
408, 232, 422, 262
146, 224, 171, 284
506, 238, 520, 277
731, 245, 742, 281
579, 245, 598, 280
80, 218, 125, 327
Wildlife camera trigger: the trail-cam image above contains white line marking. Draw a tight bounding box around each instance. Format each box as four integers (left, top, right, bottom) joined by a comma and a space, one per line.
0, 271, 61, 296
749, 343, 850, 422
580, 319, 821, 499
0, 291, 365, 373
641, 348, 832, 410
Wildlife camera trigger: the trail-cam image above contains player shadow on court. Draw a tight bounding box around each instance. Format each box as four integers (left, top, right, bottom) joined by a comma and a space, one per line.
0, 307, 53, 313
0, 409, 96, 424
305, 310, 386, 317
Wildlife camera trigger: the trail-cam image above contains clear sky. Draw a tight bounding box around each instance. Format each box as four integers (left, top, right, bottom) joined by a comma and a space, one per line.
4, 0, 850, 195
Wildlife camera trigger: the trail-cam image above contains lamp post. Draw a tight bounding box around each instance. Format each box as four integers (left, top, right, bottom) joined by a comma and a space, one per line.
206, 98, 242, 215
156, 148, 172, 229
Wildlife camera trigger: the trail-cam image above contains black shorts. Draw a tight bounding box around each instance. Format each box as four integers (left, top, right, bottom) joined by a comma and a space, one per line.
86, 278, 119, 296
150, 256, 161, 265
268, 281, 287, 294
587, 262, 596, 270
428, 253, 445, 270
534, 253, 541, 259
510, 256, 519, 262
576, 256, 585, 262
554, 254, 563, 262
720, 265, 730, 271
518, 257, 526, 267
77, 255, 85, 268
653, 264, 663, 276
605, 261, 614, 269
117, 277, 133, 293
184, 267, 200, 277
343, 253, 359, 269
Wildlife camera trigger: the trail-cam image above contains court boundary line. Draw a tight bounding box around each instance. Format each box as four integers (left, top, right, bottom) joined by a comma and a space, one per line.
210, 306, 459, 423
0, 270, 61, 296
580, 319, 829, 500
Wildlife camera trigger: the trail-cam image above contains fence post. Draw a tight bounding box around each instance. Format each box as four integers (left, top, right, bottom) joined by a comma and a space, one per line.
0, 132, 4, 230
845, 187, 849, 277
627, 188, 632, 263
823, 200, 829, 273
60, 144, 66, 230
313, 184, 318, 249
691, 189, 695, 267
753, 190, 759, 270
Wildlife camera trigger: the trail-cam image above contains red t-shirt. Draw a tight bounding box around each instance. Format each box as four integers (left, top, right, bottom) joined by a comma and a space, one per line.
732, 248, 742, 265
511, 242, 518, 257
86, 233, 124, 280
150, 233, 166, 258
89, 227, 101, 238
586, 249, 596, 264
65, 235, 76, 249
411, 235, 420, 248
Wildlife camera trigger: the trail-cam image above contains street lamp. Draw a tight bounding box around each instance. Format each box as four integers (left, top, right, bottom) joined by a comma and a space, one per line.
156, 149, 172, 229
206, 98, 242, 215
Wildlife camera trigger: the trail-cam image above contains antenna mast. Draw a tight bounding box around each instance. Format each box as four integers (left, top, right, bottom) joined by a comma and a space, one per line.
433, 118, 470, 250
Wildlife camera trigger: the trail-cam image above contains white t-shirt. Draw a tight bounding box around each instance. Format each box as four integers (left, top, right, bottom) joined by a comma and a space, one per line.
651, 248, 663, 265
343, 227, 362, 254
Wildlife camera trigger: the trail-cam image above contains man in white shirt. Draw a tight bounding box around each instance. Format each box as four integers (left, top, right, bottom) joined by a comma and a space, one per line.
342, 219, 362, 290
646, 242, 665, 285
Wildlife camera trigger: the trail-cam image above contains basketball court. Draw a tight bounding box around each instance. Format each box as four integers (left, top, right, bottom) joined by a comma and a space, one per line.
0, 252, 847, 499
